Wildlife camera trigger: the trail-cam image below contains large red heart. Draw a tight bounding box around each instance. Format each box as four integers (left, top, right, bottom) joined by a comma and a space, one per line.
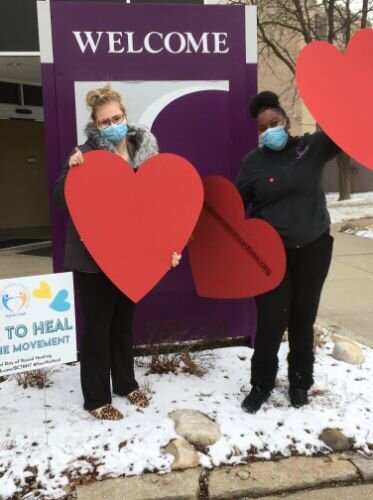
65, 151, 203, 302
188, 176, 286, 299
296, 28, 373, 170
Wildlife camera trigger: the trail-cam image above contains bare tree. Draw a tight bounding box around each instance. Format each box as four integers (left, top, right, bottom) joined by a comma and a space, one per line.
228, 0, 373, 200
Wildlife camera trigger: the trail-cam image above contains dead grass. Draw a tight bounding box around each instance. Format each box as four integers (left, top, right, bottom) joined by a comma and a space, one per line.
13, 369, 52, 389
282, 325, 331, 349
313, 324, 332, 348
135, 343, 216, 377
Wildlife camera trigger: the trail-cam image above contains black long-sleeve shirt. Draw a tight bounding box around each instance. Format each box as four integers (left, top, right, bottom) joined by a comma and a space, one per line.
235, 131, 340, 248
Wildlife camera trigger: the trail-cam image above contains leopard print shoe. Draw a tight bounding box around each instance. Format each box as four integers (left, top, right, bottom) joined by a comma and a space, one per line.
127, 389, 149, 408
89, 404, 124, 420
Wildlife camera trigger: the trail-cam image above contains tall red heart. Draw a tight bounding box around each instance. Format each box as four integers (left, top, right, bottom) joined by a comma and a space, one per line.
296, 28, 373, 170
65, 151, 203, 302
188, 176, 286, 299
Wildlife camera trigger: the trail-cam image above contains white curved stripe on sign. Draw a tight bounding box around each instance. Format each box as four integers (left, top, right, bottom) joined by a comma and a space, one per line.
139, 83, 229, 129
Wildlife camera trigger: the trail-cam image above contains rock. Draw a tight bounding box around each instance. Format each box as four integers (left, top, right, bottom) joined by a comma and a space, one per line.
168, 409, 221, 447
350, 456, 373, 481
233, 445, 241, 456
319, 429, 351, 451
331, 340, 365, 365
77, 468, 202, 500
331, 333, 355, 344
164, 438, 200, 470
208, 457, 358, 499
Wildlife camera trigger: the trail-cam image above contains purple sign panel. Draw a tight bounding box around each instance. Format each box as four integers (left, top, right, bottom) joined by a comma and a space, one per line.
37, 1, 258, 344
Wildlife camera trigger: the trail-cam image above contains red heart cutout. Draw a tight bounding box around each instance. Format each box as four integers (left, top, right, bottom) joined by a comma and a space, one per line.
188, 176, 286, 298
296, 28, 373, 170
65, 151, 203, 302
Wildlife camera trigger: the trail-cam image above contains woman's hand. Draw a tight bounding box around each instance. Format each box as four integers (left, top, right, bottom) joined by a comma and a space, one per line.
68, 147, 84, 167
171, 252, 182, 268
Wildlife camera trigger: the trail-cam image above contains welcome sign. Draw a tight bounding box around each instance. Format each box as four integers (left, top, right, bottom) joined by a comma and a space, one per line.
72, 30, 230, 55
0, 272, 77, 376
38, 1, 258, 343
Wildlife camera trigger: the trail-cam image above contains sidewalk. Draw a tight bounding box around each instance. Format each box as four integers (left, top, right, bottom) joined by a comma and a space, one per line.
262, 484, 373, 500
0, 241, 52, 279
76, 454, 373, 499
318, 222, 373, 347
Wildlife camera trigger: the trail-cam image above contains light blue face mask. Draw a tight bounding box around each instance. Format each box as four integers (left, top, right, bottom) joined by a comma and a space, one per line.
261, 125, 288, 151
100, 122, 128, 144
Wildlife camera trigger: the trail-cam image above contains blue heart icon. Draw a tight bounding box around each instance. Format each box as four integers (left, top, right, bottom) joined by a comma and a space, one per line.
49, 289, 71, 312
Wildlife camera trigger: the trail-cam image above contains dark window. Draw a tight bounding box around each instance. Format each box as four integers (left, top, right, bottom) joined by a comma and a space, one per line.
0, 0, 205, 52
0, 81, 21, 105
23, 84, 43, 106
0, 0, 39, 52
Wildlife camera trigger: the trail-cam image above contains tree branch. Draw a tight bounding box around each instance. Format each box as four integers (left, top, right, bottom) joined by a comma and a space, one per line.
293, 0, 313, 42
257, 21, 296, 74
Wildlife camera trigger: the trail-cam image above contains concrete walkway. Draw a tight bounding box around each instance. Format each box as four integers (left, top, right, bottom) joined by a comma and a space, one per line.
319, 222, 373, 347
76, 454, 373, 499
262, 484, 373, 500
0, 241, 52, 279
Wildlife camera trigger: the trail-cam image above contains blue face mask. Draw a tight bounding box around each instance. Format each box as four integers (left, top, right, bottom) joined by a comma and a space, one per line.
100, 122, 128, 144
261, 125, 288, 151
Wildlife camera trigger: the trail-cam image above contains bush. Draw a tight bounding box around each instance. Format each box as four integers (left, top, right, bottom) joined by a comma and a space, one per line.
13, 369, 52, 389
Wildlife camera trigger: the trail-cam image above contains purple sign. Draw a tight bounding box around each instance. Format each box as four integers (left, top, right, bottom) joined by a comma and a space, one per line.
37, 1, 258, 344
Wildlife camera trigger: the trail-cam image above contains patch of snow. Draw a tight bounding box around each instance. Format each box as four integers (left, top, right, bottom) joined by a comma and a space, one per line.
326, 192, 373, 223
0, 341, 372, 499
342, 228, 373, 240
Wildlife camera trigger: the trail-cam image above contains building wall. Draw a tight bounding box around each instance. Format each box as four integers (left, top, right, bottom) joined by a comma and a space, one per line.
0, 119, 50, 233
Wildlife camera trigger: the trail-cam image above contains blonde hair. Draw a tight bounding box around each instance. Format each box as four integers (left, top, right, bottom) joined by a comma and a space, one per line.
86, 85, 127, 121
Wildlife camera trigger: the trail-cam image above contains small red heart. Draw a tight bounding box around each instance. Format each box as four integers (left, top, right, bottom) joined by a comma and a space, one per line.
188, 176, 286, 299
296, 28, 373, 170
65, 151, 203, 302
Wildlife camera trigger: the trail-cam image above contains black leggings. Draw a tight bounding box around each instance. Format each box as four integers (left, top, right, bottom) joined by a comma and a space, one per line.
74, 271, 139, 410
251, 232, 334, 391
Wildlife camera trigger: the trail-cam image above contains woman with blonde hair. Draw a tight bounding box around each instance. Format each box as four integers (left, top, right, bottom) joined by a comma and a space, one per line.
54, 86, 181, 420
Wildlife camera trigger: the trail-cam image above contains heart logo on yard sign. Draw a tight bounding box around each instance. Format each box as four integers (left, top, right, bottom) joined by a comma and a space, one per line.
49, 289, 71, 312
33, 281, 52, 299
296, 28, 373, 170
65, 151, 204, 302
188, 176, 286, 299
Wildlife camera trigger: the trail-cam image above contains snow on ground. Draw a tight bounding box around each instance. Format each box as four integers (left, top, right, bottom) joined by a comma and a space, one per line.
326, 191, 373, 223
1, 340, 372, 499
342, 228, 373, 240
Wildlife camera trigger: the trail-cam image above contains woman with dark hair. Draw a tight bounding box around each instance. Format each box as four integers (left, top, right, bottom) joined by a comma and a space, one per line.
54, 85, 181, 420
236, 91, 340, 413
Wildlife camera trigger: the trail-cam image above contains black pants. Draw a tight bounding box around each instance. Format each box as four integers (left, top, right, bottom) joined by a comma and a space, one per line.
251, 232, 334, 391
74, 271, 139, 410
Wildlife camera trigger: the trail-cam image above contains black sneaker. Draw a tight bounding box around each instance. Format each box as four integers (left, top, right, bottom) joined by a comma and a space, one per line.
289, 387, 308, 408
241, 387, 271, 414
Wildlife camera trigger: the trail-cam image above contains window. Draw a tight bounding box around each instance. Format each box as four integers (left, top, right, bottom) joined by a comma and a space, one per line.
23, 84, 43, 106
0, 81, 21, 105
